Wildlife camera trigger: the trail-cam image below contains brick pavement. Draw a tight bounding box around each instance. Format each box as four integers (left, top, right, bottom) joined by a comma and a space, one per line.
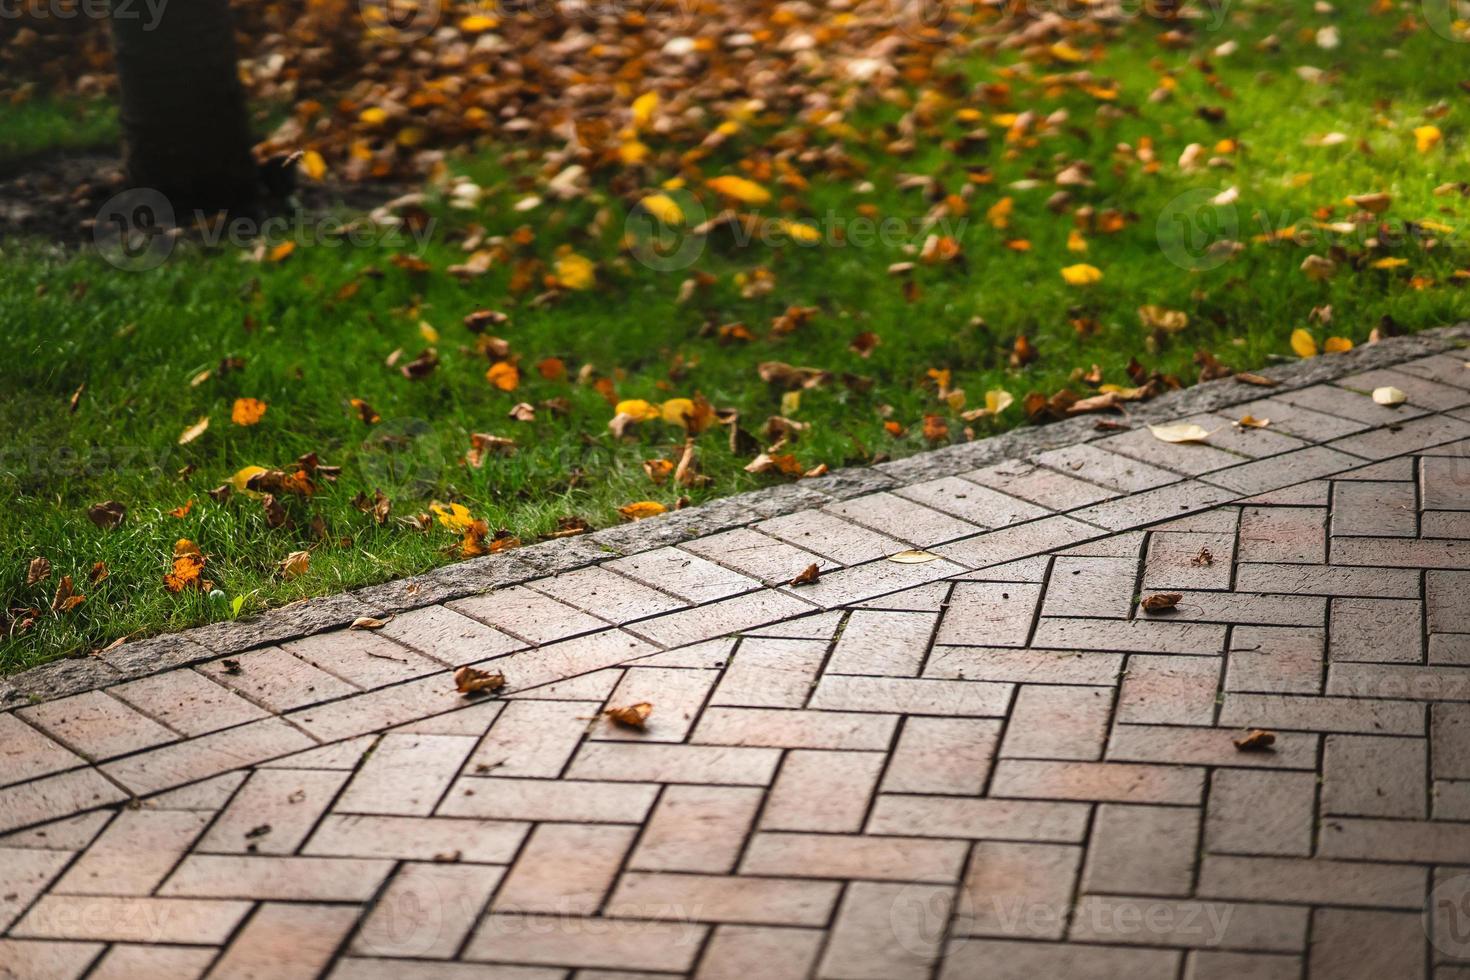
5, 349, 1470, 977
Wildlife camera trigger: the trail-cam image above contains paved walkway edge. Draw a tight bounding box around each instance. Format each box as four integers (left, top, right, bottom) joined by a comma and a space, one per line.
5, 321, 1468, 706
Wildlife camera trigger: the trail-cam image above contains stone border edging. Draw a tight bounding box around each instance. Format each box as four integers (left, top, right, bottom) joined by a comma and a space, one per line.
6, 321, 1468, 705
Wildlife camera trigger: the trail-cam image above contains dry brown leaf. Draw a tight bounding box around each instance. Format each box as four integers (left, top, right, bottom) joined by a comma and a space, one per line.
1141, 592, 1183, 614
26, 557, 51, 586
278, 550, 311, 580
788, 563, 822, 586
888, 550, 941, 564
604, 702, 654, 730
454, 665, 507, 695
178, 416, 210, 446
350, 616, 392, 630
1148, 423, 1211, 444
618, 501, 667, 521
1236, 415, 1270, 429
87, 500, 126, 530
1191, 548, 1214, 567
1233, 729, 1277, 752
1234, 372, 1278, 387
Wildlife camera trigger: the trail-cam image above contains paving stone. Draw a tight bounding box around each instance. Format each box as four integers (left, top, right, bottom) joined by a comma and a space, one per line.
1040, 556, 1136, 619
1118, 655, 1221, 726
1000, 685, 1113, 760
756, 509, 909, 564
493, 823, 635, 914
209, 903, 359, 980
808, 675, 1012, 717
1057, 529, 1146, 558
109, 669, 270, 737
825, 491, 986, 547
1070, 481, 1236, 532
159, 854, 394, 901
826, 609, 939, 675
937, 515, 1103, 568
1307, 908, 1425, 980
1276, 382, 1429, 426
0, 848, 73, 932
1234, 562, 1420, 597
1034, 444, 1181, 494
284, 629, 445, 689
353, 863, 504, 959
942, 940, 1181, 980
1434, 704, 1470, 780
12, 895, 252, 944
1197, 855, 1425, 909
0, 715, 86, 788
777, 553, 963, 610
867, 795, 1090, 842
760, 750, 885, 832
1144, 531, 1235, 590
336, 733, 478, 816
963, 459, 1118, 510
819, 881, 952, 980
1329, 597, 1423, 663
606, 870, 839, 927
1225, 625, 1324, 695
1230, 396, 1372, 441
52, 809, 208, 896
196, 645, 359, 712
604, 546, 761, 603
1030, 618, 1226, 655
89, 945, 213, 980
100, 717, 316, 796
852, 580, 953, 610
1206, 769, 1316, 856
882, 717, 1000, 795
1330, 481, 1417, 537
630, 786, 763, 873
925, 646, 1122, 685
1335, 457, 1416, 480
464, 913, 706, 972
447, 584, 610, 644
1083, 804, 1199, 896
1237, 506, 1327, 564
951, 554, 1052, 582
707, 637, 827, 708
1133, 590, 1325, 627
679, 527, 830, 583
894, 476, 1050, 529
567, 742, 781, 786
696, 925, 824, 980
692, 706, 898, 751
1098, 420, 1248, 475
1331, 412, 1470, 460
955, 841, 1080, 940
1206, 446, 1363, 496
626, 591, 815, 647
528, 565, 689, 625
1339, 366, 1470, 412
438, 776, 659, 823
1240, 480, 1331, 506
1326, 662, 1470, 701
1422, 455, 1470, 510
1322, 734, 1427, 819
371, 603, 525, 664
989, 759, 1204, 805
937, 581, 1042, 647
1424, 511, 1470, 538
741, 831, 967, 883
1219, 692, 1423, 735
1069, 896, 1306, 952
17, 692, 178, 763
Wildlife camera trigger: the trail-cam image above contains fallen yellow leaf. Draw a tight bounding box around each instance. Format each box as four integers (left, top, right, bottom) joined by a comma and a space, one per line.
1061, 264, 1103, 286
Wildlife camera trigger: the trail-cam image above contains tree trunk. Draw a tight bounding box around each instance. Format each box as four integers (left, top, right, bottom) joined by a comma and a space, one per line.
108, 0, 258, 214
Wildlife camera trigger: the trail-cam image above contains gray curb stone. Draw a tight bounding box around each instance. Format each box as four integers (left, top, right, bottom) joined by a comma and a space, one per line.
5, 322, 1467, 705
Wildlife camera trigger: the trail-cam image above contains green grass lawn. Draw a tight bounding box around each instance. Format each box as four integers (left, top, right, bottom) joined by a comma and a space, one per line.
4, 3, 1470, 669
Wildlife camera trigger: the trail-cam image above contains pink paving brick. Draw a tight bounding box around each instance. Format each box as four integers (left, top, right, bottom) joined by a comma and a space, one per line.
1000, 684, 1112, 760
11, 895, 252, 944
52, 809, 209, 896
936, 515, 1102, 569
756, 508, 909, 564
629, 785, 763, 873
1225, 625, 1324, 695
109, 668, 269, 736
893, 476, 1049, 529
867, 795, 1090, 842
209, 903, 360, 980
692, 705, 898, 751
937, 581, 1041, 647
760, 749, 885, 832
963, 459, 1117, 510
808, 675, 1012, 716
707, 636, 827, 708
304, 813, 528, 863
438, 775, 659, 822
1143, 531, 1235, 590
1197, 854, 1425, 909
1205, 769, 1316, 856
1328, 597, 1424, 663
527, 565, 688, 624
0, 714, 86, 788
88, 945, 214, 980
679, 526, 831, 582
1068, 895, 1306, 952
1308, 908, 1425, 980
590, 666, 717, 743
882, 717, 1001, 794
1237, 505, 1327, 563
626, 590, 816, 647
447, 584, 609, 644
352, 862, 505, 958
942, 940, 1181, 980
925, 646, 1123, 685
826, 609, 939, 675
604, 546, 761, 603
1082, 803, 1199, 896
196, 767, 350, 854
1117, 655, 1221, 726
955, 841, 1081, 939
283, 629, 445, 688
741, 831, 968, 883
373, 603, 526, 663
464, 913, 707, 972
0, 848, 72, 932
196, 645, 359, 712
989, 759, 1204, 805
99, 716, 316, 796
818, 880, 952, 980
492, 823, 635, 914
606, 870, 840, 926
826, 491, 984, 547
17, 692, 178, 763
465, 698, 598, 777
336, 733, 479, 816
696, 924, 824, 979
1321, 734, 1427, 818
159, 853, 394, 901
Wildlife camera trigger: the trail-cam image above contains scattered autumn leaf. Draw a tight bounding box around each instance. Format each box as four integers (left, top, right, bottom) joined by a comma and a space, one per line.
618, 501, 667, 521
1141, 592, 1183, 613
231, 398, 268, 426
87, 500, 126, 530
455, 665, 506, 695
278, 550, 311, 580
1060, 263, 1103, 286
178, 416, 210, 446
350, 616, 391, 630
1233, 729, 1277, 752
888, 550, 940, 564
1372, 386, 1407, 406
26, 557, 51, 586
1149, 423, 1211, 444
604, 702, 654, 730
788, 563, 821, 586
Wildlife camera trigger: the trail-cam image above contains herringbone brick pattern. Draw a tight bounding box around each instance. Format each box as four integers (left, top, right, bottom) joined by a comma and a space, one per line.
5, 355, 1470, 978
